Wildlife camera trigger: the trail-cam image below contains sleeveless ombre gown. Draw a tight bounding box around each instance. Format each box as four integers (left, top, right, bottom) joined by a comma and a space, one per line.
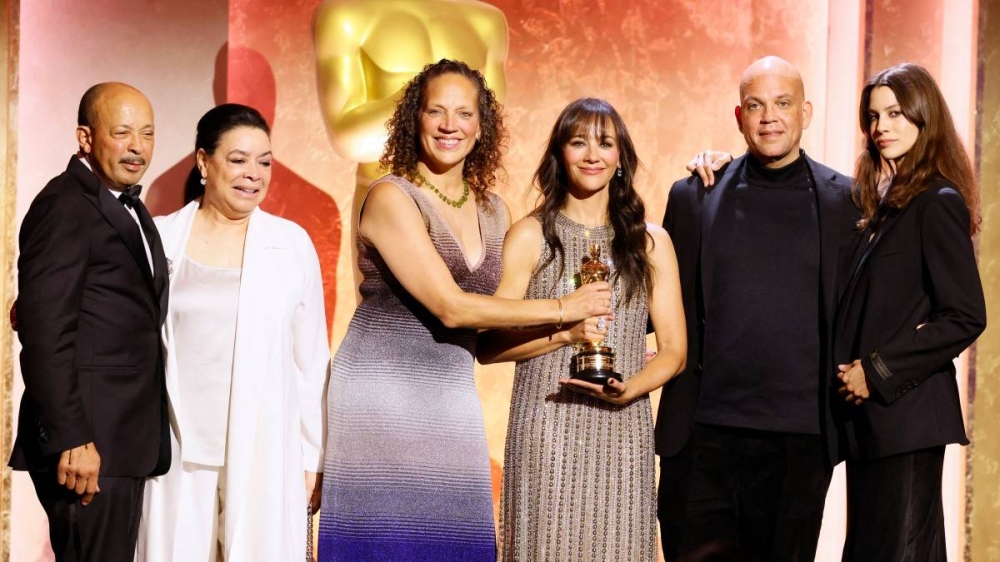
319, 175, 503, 561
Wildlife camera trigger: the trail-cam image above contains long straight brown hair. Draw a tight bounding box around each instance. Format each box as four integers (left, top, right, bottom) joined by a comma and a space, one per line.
854, 63, 979, 234
533, 98, 652, 303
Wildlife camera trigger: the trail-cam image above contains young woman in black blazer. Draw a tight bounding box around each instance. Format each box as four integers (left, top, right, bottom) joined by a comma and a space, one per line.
834, 63, 986, 561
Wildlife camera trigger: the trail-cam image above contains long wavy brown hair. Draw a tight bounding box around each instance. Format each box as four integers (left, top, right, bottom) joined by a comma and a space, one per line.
854, 63, 980, 235
380, 59, 507, 204
533, 98, 652, 304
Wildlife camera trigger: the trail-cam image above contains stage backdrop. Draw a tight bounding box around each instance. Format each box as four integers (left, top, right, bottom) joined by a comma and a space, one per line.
1, 1, 995, 561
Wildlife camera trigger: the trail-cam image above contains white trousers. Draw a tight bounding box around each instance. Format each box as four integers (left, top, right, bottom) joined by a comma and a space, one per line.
137, 430, 228, 562
171, 462, 226, 562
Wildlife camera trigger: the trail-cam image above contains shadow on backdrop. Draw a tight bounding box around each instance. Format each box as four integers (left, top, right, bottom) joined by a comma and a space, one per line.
146, 44, 341, 336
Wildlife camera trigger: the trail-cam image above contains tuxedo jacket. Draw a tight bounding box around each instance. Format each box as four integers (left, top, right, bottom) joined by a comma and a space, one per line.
10, 157, 170, 477
833, 179, 986, 459
656, 153, 857, 463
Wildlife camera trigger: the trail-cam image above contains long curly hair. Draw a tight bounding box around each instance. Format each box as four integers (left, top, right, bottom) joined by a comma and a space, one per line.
533, 98, 652, 303
380, 59, 507, 203
854, 63, 980, 235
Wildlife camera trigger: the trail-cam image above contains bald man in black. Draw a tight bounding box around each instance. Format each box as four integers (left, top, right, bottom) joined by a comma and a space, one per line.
656, 57, 858, 561
11, 83, 170, 561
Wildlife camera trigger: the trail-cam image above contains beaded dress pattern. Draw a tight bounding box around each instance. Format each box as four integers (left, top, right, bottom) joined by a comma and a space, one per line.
499, 213, 657, 562
319, 175, 503, 561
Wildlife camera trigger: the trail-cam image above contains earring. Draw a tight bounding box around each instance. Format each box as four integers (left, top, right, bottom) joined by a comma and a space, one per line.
616, 167, 623, 178
200, 177, 207, 186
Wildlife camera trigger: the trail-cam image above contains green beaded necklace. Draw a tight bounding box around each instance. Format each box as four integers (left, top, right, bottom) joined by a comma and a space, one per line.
414, 171, 470, 209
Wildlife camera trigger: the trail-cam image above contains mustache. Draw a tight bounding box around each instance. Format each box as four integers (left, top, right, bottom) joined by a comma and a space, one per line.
120, 157, 146, 166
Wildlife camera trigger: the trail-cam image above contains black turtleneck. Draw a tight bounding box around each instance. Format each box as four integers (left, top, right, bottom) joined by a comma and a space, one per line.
697, 151, 822, 434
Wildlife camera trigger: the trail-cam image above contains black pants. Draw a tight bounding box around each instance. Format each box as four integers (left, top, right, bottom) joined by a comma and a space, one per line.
842, 446, 946, 562
658, 423, 832, 562
29, 470, 145, 562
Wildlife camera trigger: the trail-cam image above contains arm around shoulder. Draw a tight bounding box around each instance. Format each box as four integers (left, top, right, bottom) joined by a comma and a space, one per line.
662, 174, 705, 232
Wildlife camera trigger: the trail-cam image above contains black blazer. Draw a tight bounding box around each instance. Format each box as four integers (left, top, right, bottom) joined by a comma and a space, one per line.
833, 179, 985, 459
10, 157, 170, 477
656, 153, 857, 463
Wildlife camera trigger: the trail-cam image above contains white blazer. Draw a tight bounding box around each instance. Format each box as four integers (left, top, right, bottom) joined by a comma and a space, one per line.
138, 201, 330, 562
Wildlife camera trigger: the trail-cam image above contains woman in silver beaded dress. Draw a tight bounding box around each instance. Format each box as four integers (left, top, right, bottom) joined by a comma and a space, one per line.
479, 98, 687, 562
318, 61, 611, 562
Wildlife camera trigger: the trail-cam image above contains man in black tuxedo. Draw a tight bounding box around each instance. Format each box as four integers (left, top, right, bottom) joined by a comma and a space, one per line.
656, 57, 858, 561
10, 82, 170, 561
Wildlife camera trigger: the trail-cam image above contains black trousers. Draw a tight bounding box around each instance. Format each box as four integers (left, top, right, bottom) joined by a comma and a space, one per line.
29, 470, 145, 562
658, 423, 832, 562
842, 446, 946, 562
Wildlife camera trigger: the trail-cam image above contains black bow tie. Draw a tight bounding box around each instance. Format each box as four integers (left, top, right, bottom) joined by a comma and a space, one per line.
118, 185, 143, 209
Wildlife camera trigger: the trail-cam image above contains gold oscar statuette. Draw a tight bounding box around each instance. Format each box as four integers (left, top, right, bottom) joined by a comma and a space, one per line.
570, 244, 622, 385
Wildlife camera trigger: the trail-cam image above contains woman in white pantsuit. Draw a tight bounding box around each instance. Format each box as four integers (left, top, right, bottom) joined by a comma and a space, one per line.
137, 104, 329, 561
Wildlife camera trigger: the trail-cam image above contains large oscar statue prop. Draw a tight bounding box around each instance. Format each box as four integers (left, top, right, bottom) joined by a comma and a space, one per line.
313, 0, 509, 297
570, 244, 622, 385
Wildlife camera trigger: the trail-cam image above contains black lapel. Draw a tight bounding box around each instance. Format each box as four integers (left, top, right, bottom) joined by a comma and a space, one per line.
846, 205, 901, 292
835, 198, 904, 337
69, 157, 155, 290
834, 221, 872, 334
699, 155, 744, 319
836, 222, 868, 308
135, 201, 170, 324
809, 155, 847, 325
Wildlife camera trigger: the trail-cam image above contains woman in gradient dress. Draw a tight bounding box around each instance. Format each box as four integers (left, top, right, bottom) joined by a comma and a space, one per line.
318, 61, 611, 561
479, 98, 687, 561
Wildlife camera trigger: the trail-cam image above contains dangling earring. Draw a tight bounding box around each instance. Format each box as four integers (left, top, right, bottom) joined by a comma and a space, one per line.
200, 177, 207, 185
616, 167, 623, 178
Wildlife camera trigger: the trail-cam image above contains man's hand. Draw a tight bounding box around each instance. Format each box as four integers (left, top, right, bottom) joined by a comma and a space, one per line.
57, 442, 100, 505
686, 150, 734, 186
837, 360, 871, 405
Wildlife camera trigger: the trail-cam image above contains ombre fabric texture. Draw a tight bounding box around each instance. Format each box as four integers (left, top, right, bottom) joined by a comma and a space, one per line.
319, 175, 503, 562
499, 214, 658, 562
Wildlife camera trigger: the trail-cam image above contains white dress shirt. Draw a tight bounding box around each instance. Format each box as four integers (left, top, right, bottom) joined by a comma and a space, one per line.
78, 156, 154, 273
